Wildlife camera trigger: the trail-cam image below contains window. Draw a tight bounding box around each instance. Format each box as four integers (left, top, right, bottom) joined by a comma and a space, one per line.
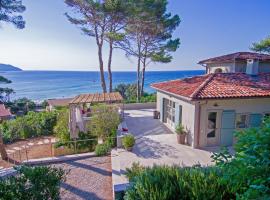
208, 112, 217, 129
207, 112, 217, 138
236, 114, 249, 128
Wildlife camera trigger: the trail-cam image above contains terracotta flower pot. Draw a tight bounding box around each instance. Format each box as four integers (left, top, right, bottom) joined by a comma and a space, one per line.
125, 146, 133, 151
177, 133, 186, 144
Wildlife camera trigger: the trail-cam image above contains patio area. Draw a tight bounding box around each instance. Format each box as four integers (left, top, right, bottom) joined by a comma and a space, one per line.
111, 109, 215, 193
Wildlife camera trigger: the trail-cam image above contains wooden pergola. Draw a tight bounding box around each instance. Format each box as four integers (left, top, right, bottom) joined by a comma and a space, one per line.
69, 92, 123, 138
70, 92, 123, 104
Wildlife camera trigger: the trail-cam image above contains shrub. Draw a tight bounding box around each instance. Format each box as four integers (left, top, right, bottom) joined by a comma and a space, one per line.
122, 134, 135, 150
6, 98, 36, 114
124, 165, 234, 200
125, 162, 145, 181
95, 143, 110, 156
53, 108, 70, 142
175, 124, 185, 135
212, 118, 270, 199
1, 111, 57, 143
87, 104, 120, 140
0, 165, 66, 200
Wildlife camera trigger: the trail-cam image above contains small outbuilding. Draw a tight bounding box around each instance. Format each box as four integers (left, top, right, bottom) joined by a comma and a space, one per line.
0, 104, 12, 122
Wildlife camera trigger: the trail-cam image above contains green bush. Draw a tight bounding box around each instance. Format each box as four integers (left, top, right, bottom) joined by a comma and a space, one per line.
124, 165, 234, 200
95, 143, 110, 156
212, 118, 270, 199
53, 108, 70, 142
1, 111, 57, 143
6, 98, 36, 114
0, 165, 66, 200
122, 134, 135, 149
86, 104, 120, 139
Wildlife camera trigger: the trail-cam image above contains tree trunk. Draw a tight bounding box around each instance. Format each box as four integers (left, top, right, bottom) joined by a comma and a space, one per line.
94, 24, 107, 93
140, 56, 147, 97
136, 56, 141, 102
98, 44, 107, 93
0, 133, 8, 161
108, 41, 113, 92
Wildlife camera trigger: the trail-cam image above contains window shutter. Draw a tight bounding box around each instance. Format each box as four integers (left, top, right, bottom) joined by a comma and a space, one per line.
249, 114, 262, 128
160, 97, 163, 122
175, 103, 179, 125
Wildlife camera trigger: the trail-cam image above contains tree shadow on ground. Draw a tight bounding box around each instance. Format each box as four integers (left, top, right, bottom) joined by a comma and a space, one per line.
67, 159, 111, 177
61, 182, 100, 200
133, 137, 179, 159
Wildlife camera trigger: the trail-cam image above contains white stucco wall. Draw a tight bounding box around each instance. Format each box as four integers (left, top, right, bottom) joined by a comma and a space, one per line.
207, 62, 235, 74
199, 98, 270, 147
156, 91, 196, 147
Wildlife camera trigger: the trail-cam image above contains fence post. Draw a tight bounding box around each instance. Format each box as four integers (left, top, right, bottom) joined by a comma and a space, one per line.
13, 153, 15, 164
25, 145, 28, 162
19, 150, 22, 162
50, 138, 53, 157
75, 140, 77, 154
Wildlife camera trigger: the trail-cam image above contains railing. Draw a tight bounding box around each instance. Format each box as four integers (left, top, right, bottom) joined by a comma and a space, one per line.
4, 137, 117, 167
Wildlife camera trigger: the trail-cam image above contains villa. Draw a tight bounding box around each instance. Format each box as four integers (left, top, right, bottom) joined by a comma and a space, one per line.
151, 52, 270, 148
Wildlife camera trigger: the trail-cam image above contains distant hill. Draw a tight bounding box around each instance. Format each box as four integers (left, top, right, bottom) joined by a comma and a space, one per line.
0, 64, 22, 71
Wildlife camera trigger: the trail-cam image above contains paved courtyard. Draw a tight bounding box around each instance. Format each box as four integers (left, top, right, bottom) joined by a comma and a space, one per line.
52, 156, 113, 200
112, 109, 215, 192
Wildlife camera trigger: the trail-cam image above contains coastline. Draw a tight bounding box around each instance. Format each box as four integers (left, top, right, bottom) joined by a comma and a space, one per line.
0, 70, 205, 101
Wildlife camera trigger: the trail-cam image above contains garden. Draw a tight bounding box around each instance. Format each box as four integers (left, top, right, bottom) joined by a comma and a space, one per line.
0, 103, 121, 166
116, 117, 270, 200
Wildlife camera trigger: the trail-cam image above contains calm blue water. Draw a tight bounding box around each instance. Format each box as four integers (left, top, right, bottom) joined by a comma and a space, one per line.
0, 70, 204, 101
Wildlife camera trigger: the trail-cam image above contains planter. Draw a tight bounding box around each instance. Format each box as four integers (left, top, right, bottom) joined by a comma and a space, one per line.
125, 146, 133, 151
177, 133, 186, 144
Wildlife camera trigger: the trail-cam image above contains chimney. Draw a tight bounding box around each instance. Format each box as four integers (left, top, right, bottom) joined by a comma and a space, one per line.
246, 59, 259, 75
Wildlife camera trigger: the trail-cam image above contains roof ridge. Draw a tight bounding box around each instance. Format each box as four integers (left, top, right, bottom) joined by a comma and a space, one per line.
190, 73, 215, 99
151, 74, 207, 87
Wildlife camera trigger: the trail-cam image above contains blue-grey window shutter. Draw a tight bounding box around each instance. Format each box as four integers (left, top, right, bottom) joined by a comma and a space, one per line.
179, 105, 182, 125
249, 114, 262, 128
220, 110, 236, 146
175, 103, 179, 125
160, 97, 163, 122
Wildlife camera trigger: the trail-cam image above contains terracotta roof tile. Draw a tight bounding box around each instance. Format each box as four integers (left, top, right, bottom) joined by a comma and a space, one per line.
47, 98, 74, 107
198, 52, 270, 65
0, 104, 11, 117
151, 73, 270, 100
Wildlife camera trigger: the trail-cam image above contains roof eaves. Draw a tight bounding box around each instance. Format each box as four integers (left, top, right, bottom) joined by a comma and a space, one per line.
151, 86, 193, 102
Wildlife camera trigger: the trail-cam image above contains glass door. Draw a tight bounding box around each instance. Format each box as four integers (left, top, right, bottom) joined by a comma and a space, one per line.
206, 111, 221, 146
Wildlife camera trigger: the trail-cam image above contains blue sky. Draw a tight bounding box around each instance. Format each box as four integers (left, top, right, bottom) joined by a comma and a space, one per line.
0, 0, 270, 71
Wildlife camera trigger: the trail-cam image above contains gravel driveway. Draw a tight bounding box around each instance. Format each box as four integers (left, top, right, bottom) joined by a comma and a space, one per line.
52, 156, 113, 200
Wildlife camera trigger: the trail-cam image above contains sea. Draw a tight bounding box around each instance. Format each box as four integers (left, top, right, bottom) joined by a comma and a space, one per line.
0, 70, 204, 101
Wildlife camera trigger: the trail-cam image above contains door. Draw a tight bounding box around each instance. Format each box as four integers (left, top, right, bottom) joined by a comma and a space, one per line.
162, 98, 176, 128
167, 100, 176, 127
162, 98, 169, 123
206, 110, 221, 146
220, 110, 236, 146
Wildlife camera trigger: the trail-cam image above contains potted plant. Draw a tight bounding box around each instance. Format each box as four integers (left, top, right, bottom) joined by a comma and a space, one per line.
175, 124, 186, 144
122, 134, 135, 151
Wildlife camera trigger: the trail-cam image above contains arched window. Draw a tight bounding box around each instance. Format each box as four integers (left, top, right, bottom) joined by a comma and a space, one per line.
214, 68, 223, 73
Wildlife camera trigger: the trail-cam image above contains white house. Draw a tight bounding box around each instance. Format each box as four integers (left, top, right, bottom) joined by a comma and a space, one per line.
151, 52, 270, 148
